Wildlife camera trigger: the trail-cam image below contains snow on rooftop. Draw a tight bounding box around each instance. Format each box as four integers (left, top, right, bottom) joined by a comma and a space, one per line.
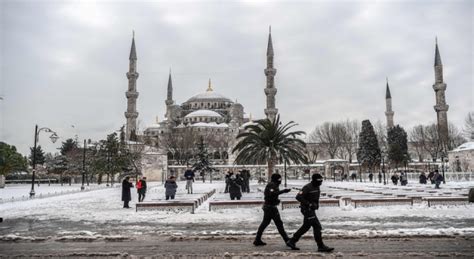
185, 109, 223, 118
451, 142, 474, 152
191, 122, 229, 128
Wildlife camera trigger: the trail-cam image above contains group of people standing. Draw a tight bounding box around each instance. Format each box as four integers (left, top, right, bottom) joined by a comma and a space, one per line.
121, 176, 147, 208
224, 170, 251, 200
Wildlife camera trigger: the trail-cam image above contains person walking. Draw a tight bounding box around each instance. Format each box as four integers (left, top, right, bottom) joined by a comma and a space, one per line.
286, 173, 334, 252
228, 174, 243, 200
165, 176, 178, 200
253, 173, 291, 246
121, 176, 134, 208
184, 168, 195, 194
138, 176, 147, 202
136, 177, 143, 202
225, 170, 233, 193
378, 172, 382, 183
434, 170, 444, 189
241, 169, 251, 193
400, 172, 408, 186
419, 172, 427, 184
368, 172, 374, 182
391, 173, 399, 185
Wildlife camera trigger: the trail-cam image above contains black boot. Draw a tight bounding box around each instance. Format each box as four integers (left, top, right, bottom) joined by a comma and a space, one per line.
286, 238, 300, 250
315, 231, 333, 252
318, 245, 334, 252
253, 239, 267, 246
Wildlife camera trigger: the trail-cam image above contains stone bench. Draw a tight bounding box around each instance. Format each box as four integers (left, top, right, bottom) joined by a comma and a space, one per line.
136, 200, 197, 213
350, 197, 413, 208
422, 197, 469, 207
209, 200, 264, 211
280, 199, 340, 210
138, 189, 216, 213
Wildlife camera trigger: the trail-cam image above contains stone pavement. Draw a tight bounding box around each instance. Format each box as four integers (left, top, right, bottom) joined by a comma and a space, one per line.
1, 235, 473, 258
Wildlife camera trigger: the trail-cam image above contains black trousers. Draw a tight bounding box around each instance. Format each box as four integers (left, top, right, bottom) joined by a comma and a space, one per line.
255, 205, 289, 242
291, 208, 324, 247
138, 192, 146, 202
123, 200, 130, 208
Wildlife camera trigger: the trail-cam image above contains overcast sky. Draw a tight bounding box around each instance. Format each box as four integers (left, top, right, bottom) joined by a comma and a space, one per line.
0, 0, 472, 155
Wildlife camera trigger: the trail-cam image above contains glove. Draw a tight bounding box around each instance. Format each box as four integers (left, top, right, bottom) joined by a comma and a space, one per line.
282, 189, 291, 193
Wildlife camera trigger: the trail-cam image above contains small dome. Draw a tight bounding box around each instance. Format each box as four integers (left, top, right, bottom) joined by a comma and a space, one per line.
185, 109, 223, 118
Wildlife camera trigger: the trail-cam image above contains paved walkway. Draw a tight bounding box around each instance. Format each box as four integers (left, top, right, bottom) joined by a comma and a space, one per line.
1, 236, 473, 258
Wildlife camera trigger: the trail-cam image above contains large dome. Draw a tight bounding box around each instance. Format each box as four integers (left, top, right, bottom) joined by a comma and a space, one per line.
186, 91, 232, 103
184, 79, 233, 103
185, 109, 223, 118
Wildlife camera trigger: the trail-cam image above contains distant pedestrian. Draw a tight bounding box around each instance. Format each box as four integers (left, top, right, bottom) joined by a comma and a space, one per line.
434, 170, 443, 189
378, 172, 382, 183
184, 168, 195, 194
165, 176, 178, 200
254, 173, 291, 246
391, 173, 399, 185
428, 171, 435, 184
241, 169, 251, 193
368, 173, 374, 182
121, 176, 134, 208
286, 174, 334, 252
351, 172, 357, 181
225, 170, 234, 193
138, 176, 147, 202
400, 172, 408, 186
228, 174, 243, 200
419, 172, 427, 184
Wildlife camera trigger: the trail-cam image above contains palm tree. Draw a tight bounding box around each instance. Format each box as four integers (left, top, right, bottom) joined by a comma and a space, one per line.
232, 115, 308, 180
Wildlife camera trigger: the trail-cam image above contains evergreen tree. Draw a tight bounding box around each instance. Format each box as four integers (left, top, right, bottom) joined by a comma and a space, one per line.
0, 142, 28, 176
357, 120, 381, 172
60, 139, 78, 155
387, 125, 410, 168
192, 136, 215, 182
29, 145, 46, 166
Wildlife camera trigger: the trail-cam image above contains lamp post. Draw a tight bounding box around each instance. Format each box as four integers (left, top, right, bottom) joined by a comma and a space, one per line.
381, 149, 387, 185
284, 159, 287, 188
30, 125, 59, 198
441, 152, 447, 184
81, 139, 86, 191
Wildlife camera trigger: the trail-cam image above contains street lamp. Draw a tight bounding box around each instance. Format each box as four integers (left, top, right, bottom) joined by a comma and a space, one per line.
381, 149, 387, 185
81, 139, 86, 191
30, 125, 59, 198
441, 152, 447, 184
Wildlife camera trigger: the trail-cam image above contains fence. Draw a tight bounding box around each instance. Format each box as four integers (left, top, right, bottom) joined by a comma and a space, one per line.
0, 185, 116, 204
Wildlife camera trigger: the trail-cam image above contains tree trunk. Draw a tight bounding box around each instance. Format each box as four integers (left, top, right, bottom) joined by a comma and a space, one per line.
267, 155, 276, 181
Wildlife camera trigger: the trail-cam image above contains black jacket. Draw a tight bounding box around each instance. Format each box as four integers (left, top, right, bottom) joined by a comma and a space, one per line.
121, 180, 134, 201
264, 182, 286, 206
296, 183, 320, 210
228, 177, 243, 197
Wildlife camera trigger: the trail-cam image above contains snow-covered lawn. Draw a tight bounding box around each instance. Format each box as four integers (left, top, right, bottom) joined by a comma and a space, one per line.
0, 180, 472, 241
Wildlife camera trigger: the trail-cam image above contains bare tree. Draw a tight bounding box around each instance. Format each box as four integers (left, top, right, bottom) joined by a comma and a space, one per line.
463, 112, 474, 140
409, 125, 426, 162
341, 119, 359, 163
162, 130, 197, 166
373, 120, 387, 151
448, 122, 466, 149
423, 123, 441, 161
310, 122, 345, 159
305, 143, 323, 164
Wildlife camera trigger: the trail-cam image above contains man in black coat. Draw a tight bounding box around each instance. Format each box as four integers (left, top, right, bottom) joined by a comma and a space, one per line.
253, 173, 291, 246
286, 173, 334, 252
121, 176, 134, 208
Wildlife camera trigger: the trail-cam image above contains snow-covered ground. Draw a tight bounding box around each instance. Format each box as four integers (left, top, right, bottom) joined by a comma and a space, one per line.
0, 180, 472, 242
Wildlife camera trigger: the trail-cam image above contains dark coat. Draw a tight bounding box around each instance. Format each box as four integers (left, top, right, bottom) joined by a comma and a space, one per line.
184, 170, 195, 180
228, 176, 243, 197
139, 180, 147, 194
296, 182, 321, 210
165, 179, 178, 196
121, 179, 134, 201
419, 174, 427, 184
263, 181, 285, 206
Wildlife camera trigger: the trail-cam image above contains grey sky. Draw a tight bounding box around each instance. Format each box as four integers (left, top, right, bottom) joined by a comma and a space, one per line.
0, 0, 472, 155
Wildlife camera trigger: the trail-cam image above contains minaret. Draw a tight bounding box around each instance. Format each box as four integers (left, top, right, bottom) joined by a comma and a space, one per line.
165, 70, 174, 121
207, 78, 213, 91
264, 27, 278, 121
432, 38, 450, 150
125, 32, 139, 141
385, 78, 394, 129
